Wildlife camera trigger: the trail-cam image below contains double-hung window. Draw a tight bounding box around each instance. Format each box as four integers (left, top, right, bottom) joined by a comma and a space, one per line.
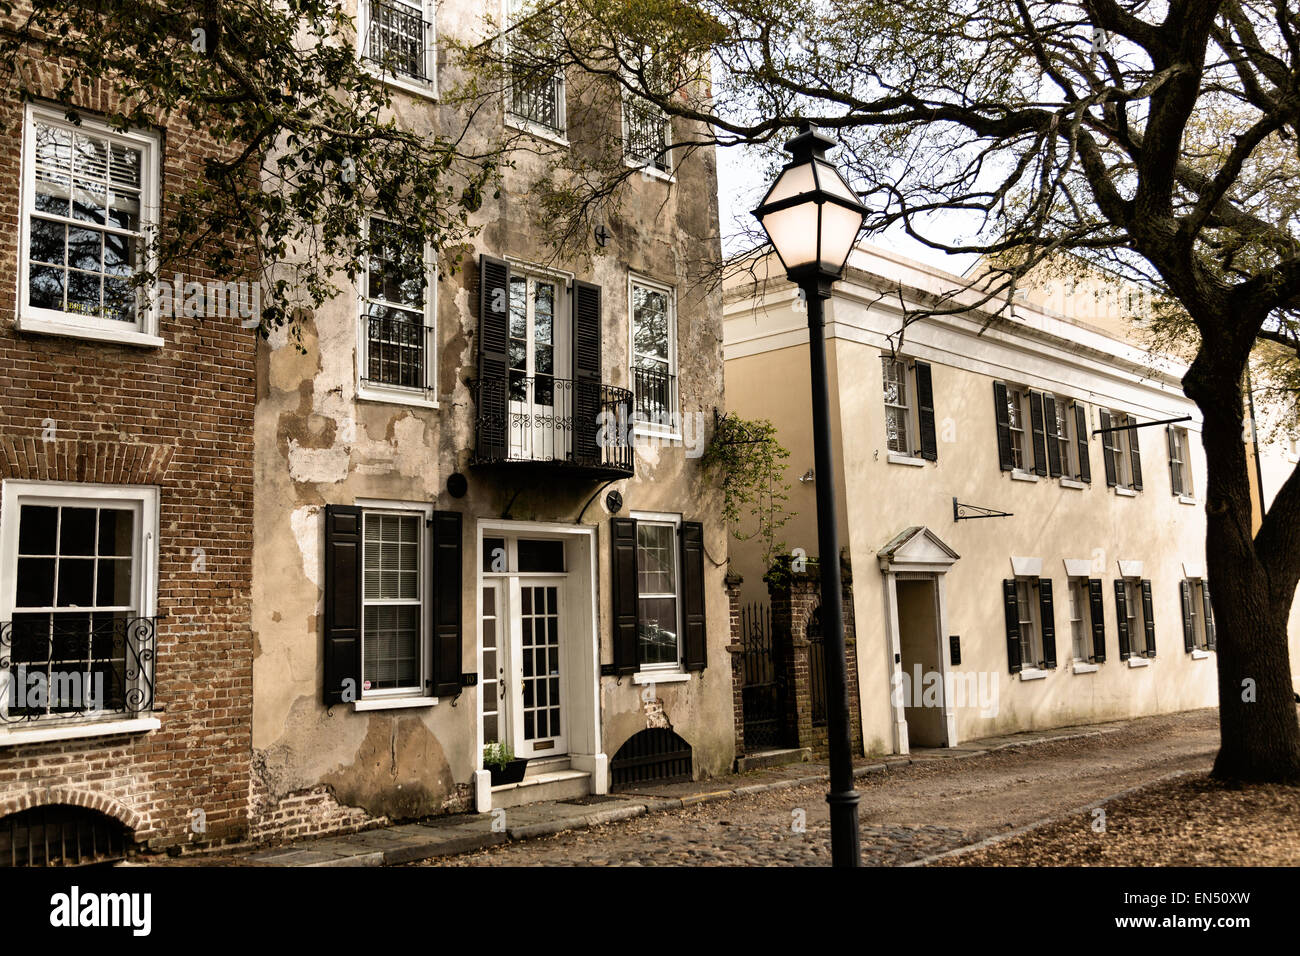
1168, 426, 1193, 497
1181, 578, 1215, 652
630, 276, 677, 434
1101, 409, 1143, 491
1123, 578, 1146, 655
636, 517, 681, 669
1068, 577, 1091, 661
882, 356, 937, 461
503, 0, 566, 140
883, 357, 912, 455
1006, 387, 1031, 471
361, 509, 427, 696
1015, 578, 1041, 665
358, 216, 435, 403
0, 481, 159, 727
622, 55, 674, 176
361, 0, 437, 92
20, 104, 160, 344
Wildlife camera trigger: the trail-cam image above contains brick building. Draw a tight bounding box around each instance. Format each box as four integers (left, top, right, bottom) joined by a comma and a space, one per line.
0, 72, 256, 860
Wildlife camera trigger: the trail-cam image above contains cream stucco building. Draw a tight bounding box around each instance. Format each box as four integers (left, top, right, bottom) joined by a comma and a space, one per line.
724, 244, 1284, 755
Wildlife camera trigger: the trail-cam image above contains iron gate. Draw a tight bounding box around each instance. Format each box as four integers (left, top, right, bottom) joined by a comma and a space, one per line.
807, 607, 828, 727
739, 602, 790, 749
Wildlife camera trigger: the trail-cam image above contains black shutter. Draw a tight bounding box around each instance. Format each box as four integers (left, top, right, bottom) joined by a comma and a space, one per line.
572, 280, 603, 466
1003, 579, 1022, 673
1039, 577, 1057, 669
430, 510, 463, 697
1130, 422, 1144, 491
1100, 410, 1117, 486
1088, 578, 1106, 662
1202, 583, 1216, 650
323, 505, 363, 705
611, 517, 639, 674
994, 382, 1014, 471
1114, 579, 1131, 659
1029, 391, 1048, 477
1180, 579, 1195, 652
915, 361, 938, 461
680, 521, 707, 671
477, 255, 512, 462
1140, 578, 1156, 656
1043, 395, 1062, 478
1075, 402, 1092, 483
1167, 426, 1180, 496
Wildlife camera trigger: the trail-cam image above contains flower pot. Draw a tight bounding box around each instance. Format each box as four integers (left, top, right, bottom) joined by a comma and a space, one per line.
488, 758, 529, 786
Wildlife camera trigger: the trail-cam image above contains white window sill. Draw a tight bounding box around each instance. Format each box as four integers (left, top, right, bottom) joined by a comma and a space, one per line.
887, 453, 926, 467
1072, 661, 1099, 674
363, 65, 438, 101
1114, 486, 1138, 497
1060, 477, 1086, 490
633, 425, 682, 443
357, 385, 438, 410
1011, 469, 1039, 482
1019, 667, 1048, 681
17, 314, 163, 348
1127, 657, 1150, 668
632, 671, 690, 685
0, 716, 160, 747
1191, 649, 1211, 660
623, 158, 676, 183
505, 116, 569, 148
354, 696, 439, 712
1178, 495, 1198, 506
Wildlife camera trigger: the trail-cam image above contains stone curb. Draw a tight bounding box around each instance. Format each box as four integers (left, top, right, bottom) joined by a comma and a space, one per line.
507, 804, 646, 841
901, 767, 1202, 867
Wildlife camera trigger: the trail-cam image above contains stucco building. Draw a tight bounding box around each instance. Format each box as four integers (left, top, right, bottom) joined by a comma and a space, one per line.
724, 245, 1269, 755
249, 0, 732, 839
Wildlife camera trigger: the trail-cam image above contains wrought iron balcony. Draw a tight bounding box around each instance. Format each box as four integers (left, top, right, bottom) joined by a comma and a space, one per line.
509, 70, 565, 136
0, 616, 156, 724
632, 365, 677, 428
360, 314, 431, 392
365, 0, 432, 82
470, 375, 634, 480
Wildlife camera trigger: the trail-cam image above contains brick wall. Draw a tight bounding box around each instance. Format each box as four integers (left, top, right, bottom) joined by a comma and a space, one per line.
0, 67, 256, 850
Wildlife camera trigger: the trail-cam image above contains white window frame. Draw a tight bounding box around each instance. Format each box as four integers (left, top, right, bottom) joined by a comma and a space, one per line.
1049, 395, 1081, 481
882, 356, 915, 456
501, 0, 568, 146
1106, 410, 1136, 490
356, 214, 438, 408
1067, 577, 1091, 661
17, 104, 162, 347
1015, 577, 1042, 667
628, 274, 679, 439
0, 480, 160, 731
1169, 426, 1193, 497
620, 60, 675, 181
1187, 577, 1213, 651
357, 501, 434, 702
631, 511, 683, 675
357, 0, 438, 99
1005, 385, 1032, 473
1124, 577, 1146, 655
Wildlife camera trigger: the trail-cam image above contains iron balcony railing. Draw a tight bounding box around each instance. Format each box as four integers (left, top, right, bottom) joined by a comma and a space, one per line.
509, 71, 565, 135
365, 0, 432, 82
624, 98, 672, 173
360, 314, 431, 392
632, 365, 677, 428
0, 616, 156, 723
470, 375, 634, 477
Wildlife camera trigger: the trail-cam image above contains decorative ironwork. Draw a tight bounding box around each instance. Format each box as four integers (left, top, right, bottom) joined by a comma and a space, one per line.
1092, 413, 1192, 436
361, 315, 431, 391
806, 607, 828, 728
610, 728, 693, 790
470, 375, 634, 478
0, 804, 129, 867
365, 0, 431, 81
632, 365, 676, 427
739, 602, 791, 749
953, 497, 1015, 521
509, 70, 564, 135
624, 97, 671, 173
0, 616, 156, 723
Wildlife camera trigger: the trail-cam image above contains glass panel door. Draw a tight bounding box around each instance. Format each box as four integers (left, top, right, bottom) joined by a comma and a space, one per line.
509, 579, 566, 758
507, 275, 569, 461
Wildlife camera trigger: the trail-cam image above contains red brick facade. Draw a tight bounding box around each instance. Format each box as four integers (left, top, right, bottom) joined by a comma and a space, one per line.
0, 75, 256, 850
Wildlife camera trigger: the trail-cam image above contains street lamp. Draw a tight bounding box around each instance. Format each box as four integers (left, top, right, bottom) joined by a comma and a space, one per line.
753, 124, 866, 867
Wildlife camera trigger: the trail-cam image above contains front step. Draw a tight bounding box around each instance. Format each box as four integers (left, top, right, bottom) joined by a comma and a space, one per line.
735, 747, 813, 773
492, 768, 591, 809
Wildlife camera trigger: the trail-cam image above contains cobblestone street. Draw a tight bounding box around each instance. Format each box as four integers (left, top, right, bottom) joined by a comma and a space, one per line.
425, 710, 1219, 866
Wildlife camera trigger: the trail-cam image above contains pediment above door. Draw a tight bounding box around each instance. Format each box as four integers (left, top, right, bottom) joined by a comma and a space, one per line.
877, 526, 960, 572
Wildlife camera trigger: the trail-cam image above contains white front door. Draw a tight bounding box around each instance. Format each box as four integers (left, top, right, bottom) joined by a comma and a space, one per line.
507, 274, 569, 461
508, 577, 567, 758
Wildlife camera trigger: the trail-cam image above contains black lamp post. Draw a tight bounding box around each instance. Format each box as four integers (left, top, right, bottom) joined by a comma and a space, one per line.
752, 125, 866, 867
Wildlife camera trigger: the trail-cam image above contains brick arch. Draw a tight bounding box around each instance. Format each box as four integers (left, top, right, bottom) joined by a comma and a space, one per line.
0, 788, 144, 833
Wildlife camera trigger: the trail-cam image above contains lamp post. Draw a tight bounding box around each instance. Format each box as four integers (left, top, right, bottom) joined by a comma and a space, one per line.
752, 125, 867, 867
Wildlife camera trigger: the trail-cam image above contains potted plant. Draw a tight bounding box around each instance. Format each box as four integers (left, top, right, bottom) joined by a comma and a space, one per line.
483, 741, 528, 786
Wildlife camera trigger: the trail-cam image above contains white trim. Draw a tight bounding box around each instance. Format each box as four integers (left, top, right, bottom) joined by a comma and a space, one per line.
14, 316, 165, 348
1010, 556, 1043, 578
628, 510, 683, 672
1019, 667, 1048, 681
1117, 559, 1143, 577
1127, 657, 1150, 668
1010, 469, 1039, 482
353, 696, 438, 711
632, 671, 690, 685
0, 716, 159, 747
500, 0, 568, 143
1114, 486, 1138, 497
1063, 558, 1094, 577
1191, 649, 1210, 660
355, 0, 439, 99
1059, 477, 1085, 490
1182, 560, 1207, 580
1072, 662, 1099, 675
628, 273, 679, 431
1179, 494, 1198, 506
887, 453, 926, 467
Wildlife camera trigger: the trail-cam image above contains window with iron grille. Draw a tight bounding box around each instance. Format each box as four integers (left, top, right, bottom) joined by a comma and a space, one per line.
360, 216, 434, 398
630, 277, 677, 432
0, 482, 158, 727
504, 0, 566, 138
623, 87, 673, 174
363, 0, 434, 86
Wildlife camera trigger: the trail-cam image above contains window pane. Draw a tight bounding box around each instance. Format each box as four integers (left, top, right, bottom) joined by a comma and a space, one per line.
363, 604, 420, 689
636, 523, 675, 594
18, 505, 58, 554
632, 285, 669, 359
517, 539, 564, 573
638, 596, 678, 665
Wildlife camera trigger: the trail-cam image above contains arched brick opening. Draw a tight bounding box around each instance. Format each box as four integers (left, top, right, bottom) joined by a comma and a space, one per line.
0, 798, 137, 866
0, 788, 143, 835
609, 728, 693, 790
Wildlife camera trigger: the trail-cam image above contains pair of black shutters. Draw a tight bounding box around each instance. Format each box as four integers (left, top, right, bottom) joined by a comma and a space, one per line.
609, 517, 708, 674
1099, 410, 1143, 489
1179, 580, 1217, 652
993, 382, 1091, 480
322, 506, 463, 704
1003, 577, 1157, 672
477, 254, 603, 463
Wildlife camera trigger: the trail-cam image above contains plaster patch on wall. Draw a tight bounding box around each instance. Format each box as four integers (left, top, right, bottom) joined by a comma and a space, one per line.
288, 438, 351, 484
290, 505, 323, 595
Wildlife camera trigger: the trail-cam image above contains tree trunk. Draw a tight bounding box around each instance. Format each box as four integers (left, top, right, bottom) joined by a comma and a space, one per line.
1192, 359, 1300, 783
